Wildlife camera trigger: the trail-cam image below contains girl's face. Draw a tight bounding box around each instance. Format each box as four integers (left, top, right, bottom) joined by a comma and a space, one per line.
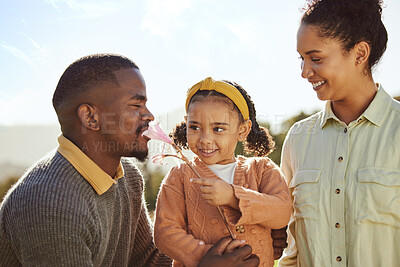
297, 24, 359, 102
186, 98, 247, 165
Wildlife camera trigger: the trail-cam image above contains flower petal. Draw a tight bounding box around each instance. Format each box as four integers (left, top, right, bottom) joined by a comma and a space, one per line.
142, 122, 173, 144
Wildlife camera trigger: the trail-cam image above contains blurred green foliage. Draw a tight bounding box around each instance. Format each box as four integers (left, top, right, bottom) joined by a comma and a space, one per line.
0, 176, 19, 202
137, 162, 166, 211
0, 109, 319, 211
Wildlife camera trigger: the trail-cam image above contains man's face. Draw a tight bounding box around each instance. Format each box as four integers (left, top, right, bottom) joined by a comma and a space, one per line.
95, 68, 154, 161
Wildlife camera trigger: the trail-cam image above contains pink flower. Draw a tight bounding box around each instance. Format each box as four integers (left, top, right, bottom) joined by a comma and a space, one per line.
142, 122, 173, 145
151, 154, 168, 165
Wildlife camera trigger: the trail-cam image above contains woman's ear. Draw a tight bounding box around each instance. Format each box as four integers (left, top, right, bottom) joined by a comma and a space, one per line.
77, 104, 100, 131
238, 120, 252, 141
354, 41, 370, 67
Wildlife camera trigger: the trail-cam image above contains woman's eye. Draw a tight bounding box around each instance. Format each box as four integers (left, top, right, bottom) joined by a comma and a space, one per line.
311, 58, 321, 62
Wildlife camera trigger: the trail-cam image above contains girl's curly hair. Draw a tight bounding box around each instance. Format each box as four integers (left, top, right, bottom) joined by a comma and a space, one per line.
170, 80, 275, 157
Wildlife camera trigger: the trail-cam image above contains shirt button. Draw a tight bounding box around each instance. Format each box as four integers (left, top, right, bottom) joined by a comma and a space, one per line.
338, 156, 343, 162
335, 188, 341, 194
344, 128, 347, 133
335, 223, 340, 228
236, 225, 245, 233
336, 256, 342, 262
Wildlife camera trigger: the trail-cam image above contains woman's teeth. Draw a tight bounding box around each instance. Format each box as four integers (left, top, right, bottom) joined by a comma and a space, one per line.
312, 81, 325, 88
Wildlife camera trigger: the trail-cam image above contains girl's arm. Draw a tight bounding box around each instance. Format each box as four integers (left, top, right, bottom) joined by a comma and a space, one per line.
154, 167, 212, 267
224, 158, 292, 229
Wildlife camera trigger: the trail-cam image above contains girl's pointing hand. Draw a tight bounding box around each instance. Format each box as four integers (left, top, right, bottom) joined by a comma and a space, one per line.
190, 178, 239, 209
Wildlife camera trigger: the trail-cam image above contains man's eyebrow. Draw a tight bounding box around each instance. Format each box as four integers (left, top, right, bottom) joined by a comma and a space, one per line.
129, 94, 146, 101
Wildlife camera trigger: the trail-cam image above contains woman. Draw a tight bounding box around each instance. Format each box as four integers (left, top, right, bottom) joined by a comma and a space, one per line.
279, 0, 400, 266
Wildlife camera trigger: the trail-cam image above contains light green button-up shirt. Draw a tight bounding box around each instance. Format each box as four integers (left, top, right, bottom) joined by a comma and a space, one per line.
278, 85, 400, 267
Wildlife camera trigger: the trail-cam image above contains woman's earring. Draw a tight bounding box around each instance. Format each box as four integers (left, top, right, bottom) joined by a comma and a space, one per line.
356, 60, 361, 65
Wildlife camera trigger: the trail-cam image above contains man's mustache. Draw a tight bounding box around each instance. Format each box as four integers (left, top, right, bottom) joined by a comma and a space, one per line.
136, 122, 150, 135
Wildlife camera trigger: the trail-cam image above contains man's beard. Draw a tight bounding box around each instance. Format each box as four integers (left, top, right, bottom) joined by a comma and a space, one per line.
129, 148, 148, 162
129, 122, 150, 162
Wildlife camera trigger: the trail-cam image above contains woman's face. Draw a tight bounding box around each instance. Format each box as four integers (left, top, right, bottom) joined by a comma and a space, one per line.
297, 24, 359, 102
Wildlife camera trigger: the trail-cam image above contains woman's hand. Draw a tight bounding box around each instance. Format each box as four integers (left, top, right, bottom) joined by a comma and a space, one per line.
190, 178, 239, 209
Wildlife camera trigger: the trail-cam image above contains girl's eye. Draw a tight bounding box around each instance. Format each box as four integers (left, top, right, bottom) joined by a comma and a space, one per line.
213, 127, 224, 133
311, 58, 321, 62
188, 125, 199, 131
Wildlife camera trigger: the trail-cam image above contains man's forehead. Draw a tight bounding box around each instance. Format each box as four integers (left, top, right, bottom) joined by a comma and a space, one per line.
113, 67, 145, 85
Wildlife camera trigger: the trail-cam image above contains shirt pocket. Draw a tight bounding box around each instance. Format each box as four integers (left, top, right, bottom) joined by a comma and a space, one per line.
289, 169, 321, 220
356, 168, 400, 228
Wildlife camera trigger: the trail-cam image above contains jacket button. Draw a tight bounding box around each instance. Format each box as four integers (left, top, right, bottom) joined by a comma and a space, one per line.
236, 225, 245, 233
335, 188, 341, 194
336, 256, 342, 262
335, 223, 340, 228
338, 156, 343, 162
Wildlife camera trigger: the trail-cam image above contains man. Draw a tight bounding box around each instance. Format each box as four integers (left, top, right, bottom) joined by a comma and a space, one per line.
0, 54, 260, 266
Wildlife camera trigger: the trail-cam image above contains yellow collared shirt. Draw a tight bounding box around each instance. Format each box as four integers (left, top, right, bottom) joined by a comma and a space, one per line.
279, 85, 400, 267
57, 135, 124, 195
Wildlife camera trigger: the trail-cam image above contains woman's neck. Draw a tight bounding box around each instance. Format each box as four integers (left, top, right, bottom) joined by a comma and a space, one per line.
331, 79, 378, 125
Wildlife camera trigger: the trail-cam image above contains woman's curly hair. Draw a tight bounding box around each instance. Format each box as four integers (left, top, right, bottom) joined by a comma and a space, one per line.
170, 80, 275, 157
301, 0, 387, 73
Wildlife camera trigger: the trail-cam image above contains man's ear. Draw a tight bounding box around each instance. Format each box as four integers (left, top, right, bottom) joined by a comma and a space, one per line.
77, 104, 100, 131
238, 120, 252, 141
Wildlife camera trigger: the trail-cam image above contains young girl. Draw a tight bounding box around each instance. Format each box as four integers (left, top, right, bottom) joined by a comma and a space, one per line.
279, 0, 400, 266
154, 77, 291, 267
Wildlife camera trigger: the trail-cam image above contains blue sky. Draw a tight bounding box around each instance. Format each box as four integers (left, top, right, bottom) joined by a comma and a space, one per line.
1, 0, 399, 130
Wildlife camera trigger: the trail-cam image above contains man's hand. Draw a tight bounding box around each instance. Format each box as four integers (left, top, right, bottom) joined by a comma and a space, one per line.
271, 226, 288, 260
190, 178, 238, 209
198, 237, 260, 267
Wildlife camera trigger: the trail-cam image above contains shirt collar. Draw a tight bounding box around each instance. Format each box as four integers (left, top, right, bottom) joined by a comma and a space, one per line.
57, 135, 124, 195
320, 84, 391, 128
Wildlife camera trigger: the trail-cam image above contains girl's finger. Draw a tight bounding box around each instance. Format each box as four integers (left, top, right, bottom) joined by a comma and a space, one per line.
200, 186, 213, 194
190, 178, 215, 186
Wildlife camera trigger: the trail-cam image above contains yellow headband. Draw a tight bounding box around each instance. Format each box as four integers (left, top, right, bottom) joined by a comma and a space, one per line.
185, 77, 249, 120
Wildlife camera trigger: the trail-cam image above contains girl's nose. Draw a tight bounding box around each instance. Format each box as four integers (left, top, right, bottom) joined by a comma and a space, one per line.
199, 132, 212, 145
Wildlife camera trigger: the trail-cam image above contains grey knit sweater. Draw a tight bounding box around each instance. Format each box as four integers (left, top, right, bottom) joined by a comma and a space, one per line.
0, 151, 171, 267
